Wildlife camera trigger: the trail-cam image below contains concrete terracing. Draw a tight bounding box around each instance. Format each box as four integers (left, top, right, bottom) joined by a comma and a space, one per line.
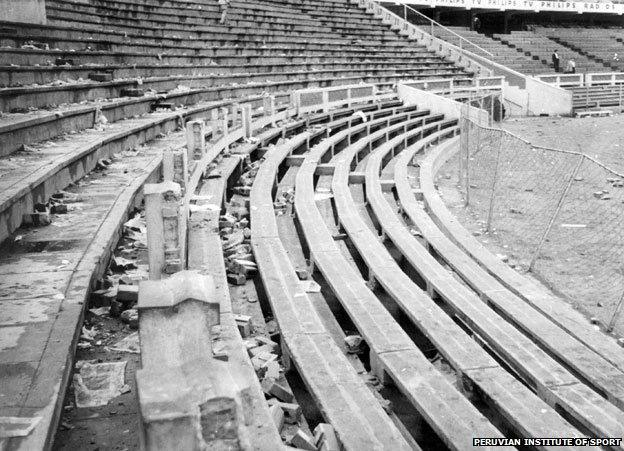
2, 0, 624, 449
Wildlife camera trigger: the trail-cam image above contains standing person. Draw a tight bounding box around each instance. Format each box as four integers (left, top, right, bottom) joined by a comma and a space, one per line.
472, 15, 481, 32
569, 59, 576, 74
219, 0, 230, 24
552, 50, 560, 73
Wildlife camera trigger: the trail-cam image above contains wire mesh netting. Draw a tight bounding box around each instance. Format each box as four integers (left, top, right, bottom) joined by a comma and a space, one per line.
451, 114, 624, 332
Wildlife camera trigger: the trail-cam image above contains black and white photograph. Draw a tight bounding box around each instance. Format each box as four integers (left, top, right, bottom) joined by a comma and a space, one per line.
0, 0, 623, 449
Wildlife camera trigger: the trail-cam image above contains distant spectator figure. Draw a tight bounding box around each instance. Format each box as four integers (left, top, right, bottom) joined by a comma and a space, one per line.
614, 53, 620, 62
219, 0, 230, 24
566, 59, 576, 74
472, 16, 481, 32
552, 50, 560, 73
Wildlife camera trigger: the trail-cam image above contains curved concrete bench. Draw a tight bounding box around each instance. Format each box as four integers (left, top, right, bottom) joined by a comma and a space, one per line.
0, 100, 303, 451
0, 46, 452, 68
0, 61, 461, 85
137, 271, 258, 450
322, 115, 592, 446
0, 91, 291, 158
355, 134, 624, 442
0, 91, 292, 244
182, 125, 299, 450
0, 71, 407, 112
418, 138, 624, 373
0, 132, 165, 451
294, 111, 510, 450
393, 135, 624, 410
249, 110, 411, 451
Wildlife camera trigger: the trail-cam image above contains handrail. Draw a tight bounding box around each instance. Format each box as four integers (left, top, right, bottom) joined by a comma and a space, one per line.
400, 76, 504, 95
535, 71, 624, 87
400, 4, 494, 57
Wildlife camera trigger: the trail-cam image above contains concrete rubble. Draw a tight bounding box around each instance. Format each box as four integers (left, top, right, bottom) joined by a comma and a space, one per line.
220, 159, 260, 287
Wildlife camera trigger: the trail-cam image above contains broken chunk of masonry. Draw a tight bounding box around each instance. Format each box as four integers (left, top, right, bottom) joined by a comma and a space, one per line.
136, 271, 253, 450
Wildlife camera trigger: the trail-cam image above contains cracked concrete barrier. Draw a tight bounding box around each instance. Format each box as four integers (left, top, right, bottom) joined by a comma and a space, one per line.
144, 181, 187, 280
136, 271, 253, 451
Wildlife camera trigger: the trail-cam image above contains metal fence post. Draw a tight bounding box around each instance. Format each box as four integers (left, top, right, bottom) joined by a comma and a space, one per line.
485, 133, 502, 232
529, 155, 585, 271
459, 116, 465, 191
607, 286, 624, 333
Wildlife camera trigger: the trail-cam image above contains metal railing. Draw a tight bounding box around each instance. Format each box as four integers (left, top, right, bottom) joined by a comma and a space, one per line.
403, 76, 504, 95
534, 72, 624, 87
354, 0, 493, 77
392, 3, 494, 57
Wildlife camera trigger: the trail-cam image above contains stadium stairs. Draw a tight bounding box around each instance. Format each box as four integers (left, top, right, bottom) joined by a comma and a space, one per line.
429, 26, 551, 74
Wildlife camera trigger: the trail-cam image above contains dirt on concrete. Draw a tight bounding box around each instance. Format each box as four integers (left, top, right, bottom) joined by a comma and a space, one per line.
53, 213, 148, 451
502, 114, 624, 174
436, 114, 624, 340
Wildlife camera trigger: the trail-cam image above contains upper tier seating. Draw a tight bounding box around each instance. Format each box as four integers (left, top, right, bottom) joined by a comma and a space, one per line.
0, 0, 470, 107
0, 0, 474, 163
534, 26, 624, 71
432, 26, 551, 74
494, 30, 610, 73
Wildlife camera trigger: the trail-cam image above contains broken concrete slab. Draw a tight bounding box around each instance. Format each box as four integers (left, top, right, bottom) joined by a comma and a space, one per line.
138, 271, 219, 367
136, 358, 252, 451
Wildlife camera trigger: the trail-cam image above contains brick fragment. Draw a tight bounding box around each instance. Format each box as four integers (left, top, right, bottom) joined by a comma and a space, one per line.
269, 404, 284, 432
290, 429, 316, 451
116, 285, 139, 305
234, 314, 253, 337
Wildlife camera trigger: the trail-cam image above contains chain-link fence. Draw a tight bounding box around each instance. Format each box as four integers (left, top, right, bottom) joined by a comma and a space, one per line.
451, 114, 624, 334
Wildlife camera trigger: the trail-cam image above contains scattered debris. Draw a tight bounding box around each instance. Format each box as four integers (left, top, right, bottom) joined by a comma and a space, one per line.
120, 309, 138, 329
0, 416, 42, 439
89, 306, 110, 317
300, 280, 321, 293
344, 335, 364, 354
106, 332, 140, 354
73, 361, 129, 408
234, 314, 253, 338
261, 379, 294, 403
295, 268, 309, 280
268, 400, 302, 424
290, 429, 316, 450
269, 404, 285, 432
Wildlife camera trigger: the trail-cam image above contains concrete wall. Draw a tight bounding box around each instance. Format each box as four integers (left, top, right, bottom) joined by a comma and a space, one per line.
0, 0, 47, 24
397, 84, 489, 126
525, 77, 574, 116
502, 83, 529, 117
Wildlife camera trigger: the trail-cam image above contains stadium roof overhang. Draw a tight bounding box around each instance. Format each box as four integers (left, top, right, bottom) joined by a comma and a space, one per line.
391, 0, 624, 14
